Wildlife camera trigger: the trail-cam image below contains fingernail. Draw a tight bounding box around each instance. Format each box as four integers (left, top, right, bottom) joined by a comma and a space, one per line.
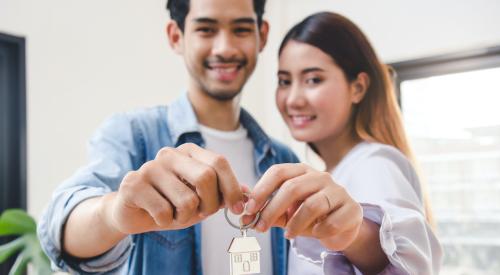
245, 199, 256, 214
232, 201, 244, 214
256, 220, 266, 232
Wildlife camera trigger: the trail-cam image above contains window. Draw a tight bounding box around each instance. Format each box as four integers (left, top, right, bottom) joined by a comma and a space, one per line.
234, 254, 242, 263
0, 32, 27, 274
391, 46, 500, 275
250, 252, 258, 261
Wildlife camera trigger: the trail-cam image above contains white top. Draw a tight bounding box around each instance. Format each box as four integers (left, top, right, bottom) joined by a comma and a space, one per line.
288, 141, 443, 275
199, 124, 273, 275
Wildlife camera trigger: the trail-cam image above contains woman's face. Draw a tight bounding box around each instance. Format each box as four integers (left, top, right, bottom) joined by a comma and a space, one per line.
276, 41, 361, 144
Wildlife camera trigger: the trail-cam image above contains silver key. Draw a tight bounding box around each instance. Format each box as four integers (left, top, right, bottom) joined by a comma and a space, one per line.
228, 229, 261, 275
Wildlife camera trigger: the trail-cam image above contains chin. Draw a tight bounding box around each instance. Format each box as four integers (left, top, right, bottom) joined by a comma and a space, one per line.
208, 90, 241, 101
203, 85, 243, 101
290, 127, 332, 143
290, 131, 316, 143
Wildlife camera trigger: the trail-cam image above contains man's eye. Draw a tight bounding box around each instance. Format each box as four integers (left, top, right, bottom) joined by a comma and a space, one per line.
197, 27, 215, 34
234, 28, 253, 34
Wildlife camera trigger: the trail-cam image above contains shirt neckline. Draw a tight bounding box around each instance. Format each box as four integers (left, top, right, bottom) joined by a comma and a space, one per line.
199, 124, 248, 141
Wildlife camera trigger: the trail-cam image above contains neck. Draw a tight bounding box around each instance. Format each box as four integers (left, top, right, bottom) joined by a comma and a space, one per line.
187, 88, 241, 131
313, 127, 362, 172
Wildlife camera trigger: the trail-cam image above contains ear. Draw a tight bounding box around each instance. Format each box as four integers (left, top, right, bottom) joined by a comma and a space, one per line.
258, 20, 269, 52
166, 20, 184, 55
350, 72, 370, 104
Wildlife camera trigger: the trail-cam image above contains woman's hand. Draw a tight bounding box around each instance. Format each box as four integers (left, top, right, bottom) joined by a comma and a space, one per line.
245, 163, 363, 251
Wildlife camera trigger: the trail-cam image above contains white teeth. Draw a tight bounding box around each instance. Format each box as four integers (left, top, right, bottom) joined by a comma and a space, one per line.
290, 115, 315, 124
292, 115, 314, 119
214, 67, 237, 73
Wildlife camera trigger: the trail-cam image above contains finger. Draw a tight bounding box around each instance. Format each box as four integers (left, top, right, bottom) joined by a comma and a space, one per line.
130, 184, 174, 228
246, 163, 309, 215
255, 171, 323, 232
243, 198, 299, 228
240, 184, 251, 196
236, 185, 252, 216
312, 199, 362, 239
241, 213, 256, 225
177, 143, 244, 214
241, 183, 279, 227
155, 146, 220, 216
286, 190, 341, 238
287, 200, 302, 220
152, 174, 201, 224
273, 200, 303, 228
140, 160, 201, 223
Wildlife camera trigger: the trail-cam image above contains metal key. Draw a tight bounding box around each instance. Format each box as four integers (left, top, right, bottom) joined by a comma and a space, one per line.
228, 229, 261, 275
225, 207, 262, 275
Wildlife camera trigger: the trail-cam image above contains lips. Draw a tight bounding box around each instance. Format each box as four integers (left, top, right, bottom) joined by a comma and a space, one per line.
212, 65, 240, 81
288, 114, 316, 128
205, 60, 246, 82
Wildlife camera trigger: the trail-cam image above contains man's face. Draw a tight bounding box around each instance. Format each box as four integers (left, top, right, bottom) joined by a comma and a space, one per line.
176, 0, 265, 101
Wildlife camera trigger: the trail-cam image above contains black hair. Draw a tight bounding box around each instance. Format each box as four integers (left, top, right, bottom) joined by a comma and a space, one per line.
166, 0, 266, 31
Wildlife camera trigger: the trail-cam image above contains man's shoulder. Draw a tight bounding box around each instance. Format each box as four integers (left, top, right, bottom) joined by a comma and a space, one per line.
97, 106, 170, 144
105, 106, 170, 135
121, 105, 167, 123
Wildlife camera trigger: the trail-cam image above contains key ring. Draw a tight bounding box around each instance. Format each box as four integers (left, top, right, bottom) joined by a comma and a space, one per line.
224, 207, 260, 230
224, 193, 260, 230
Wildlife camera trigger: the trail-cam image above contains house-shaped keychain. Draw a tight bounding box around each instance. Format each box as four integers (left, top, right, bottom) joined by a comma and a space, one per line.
227, 235, 261, 275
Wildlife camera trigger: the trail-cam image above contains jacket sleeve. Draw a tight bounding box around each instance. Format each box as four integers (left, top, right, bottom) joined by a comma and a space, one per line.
37, 113, 144, 274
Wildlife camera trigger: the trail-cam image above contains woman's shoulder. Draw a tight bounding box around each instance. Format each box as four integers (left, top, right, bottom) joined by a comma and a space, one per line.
353, 142, 412, 170
352, 142, 416, 180
347, 141, 422, 200
335, 141, 411, 180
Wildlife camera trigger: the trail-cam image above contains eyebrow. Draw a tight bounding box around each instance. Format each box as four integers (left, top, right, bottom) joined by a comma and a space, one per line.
302, 67, 324, 74
233, 17, 256, 24
277, 67, 324, 76
192, 17, 256, 25
193, 17, 218, 24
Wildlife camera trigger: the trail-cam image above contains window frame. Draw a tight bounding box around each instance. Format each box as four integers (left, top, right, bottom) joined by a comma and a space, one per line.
0, 31, 27, 275
390, 45, 500, 106
0, 32, 27, 212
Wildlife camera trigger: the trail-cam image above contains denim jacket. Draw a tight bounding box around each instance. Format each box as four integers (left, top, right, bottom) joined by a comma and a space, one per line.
37, 93, 299, 275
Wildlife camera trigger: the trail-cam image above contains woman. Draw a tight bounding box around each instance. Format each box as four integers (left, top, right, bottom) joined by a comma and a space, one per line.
245, 12, 442, 274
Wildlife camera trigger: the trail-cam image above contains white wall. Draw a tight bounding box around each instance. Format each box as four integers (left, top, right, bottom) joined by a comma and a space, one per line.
1, 0, 499, 219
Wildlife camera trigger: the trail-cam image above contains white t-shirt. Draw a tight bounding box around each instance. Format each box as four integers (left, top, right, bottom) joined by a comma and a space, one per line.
199, 124, 273, 275
288, 141, 442, 275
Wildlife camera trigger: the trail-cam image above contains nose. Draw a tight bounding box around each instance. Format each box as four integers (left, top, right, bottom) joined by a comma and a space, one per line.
286, 84, 307, 109
212, 30, 239, 60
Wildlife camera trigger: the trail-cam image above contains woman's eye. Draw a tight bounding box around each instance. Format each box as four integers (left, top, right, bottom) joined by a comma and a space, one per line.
278, 79, 291, 87
306, 77, 322, 84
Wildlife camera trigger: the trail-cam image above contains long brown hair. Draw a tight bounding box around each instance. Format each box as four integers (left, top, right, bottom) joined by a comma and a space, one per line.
279, 12, 434, 224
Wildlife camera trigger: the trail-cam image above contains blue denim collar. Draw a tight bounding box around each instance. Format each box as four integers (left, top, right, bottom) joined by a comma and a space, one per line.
167, 92, 276, 158
166, 92, 200, 143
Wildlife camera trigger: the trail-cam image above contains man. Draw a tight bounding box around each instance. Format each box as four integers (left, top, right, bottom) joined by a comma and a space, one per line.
38, 0, 298, 274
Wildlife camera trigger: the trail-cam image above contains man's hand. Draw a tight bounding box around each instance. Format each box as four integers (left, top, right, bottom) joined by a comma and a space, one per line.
106, 143, 246, 234
64, 143, 246, 259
